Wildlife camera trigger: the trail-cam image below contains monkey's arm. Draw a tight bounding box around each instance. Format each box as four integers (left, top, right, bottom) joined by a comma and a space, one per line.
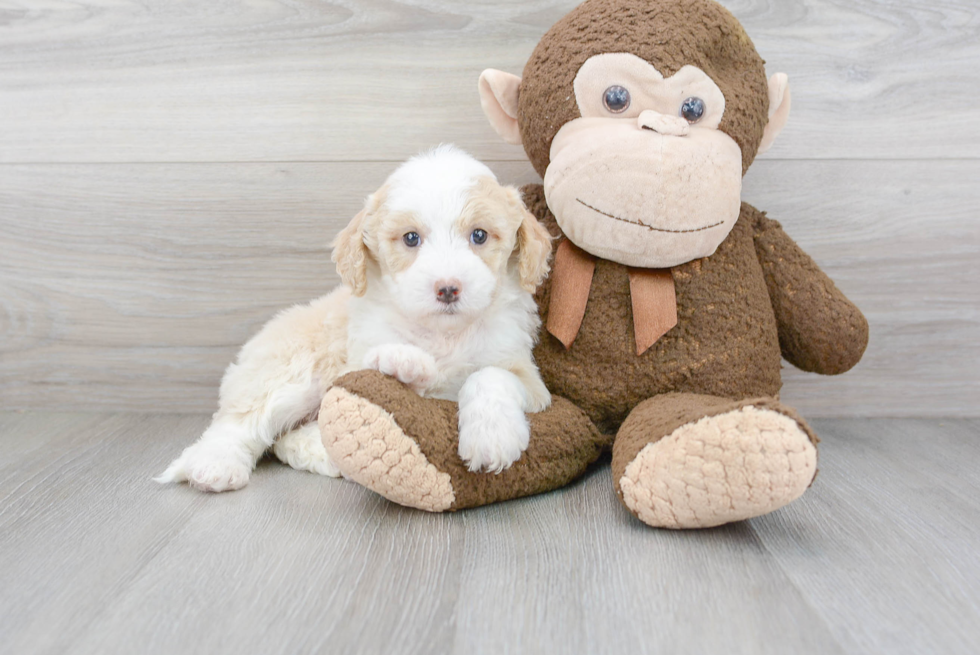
751, 207, 869, 375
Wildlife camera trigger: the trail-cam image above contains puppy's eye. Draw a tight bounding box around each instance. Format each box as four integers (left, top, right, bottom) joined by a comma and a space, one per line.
403, 232, 420, 247
470, 229, 488, 245
680, 97, 706, 123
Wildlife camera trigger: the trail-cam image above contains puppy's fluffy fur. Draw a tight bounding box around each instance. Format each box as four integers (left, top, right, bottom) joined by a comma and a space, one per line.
156, 145, 553, 492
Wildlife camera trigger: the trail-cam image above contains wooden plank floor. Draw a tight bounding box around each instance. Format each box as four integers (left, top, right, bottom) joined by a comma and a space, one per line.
1, 413, 977, 654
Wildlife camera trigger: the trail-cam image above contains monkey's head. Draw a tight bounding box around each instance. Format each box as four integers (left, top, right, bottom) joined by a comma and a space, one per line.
479, 0, 790, 268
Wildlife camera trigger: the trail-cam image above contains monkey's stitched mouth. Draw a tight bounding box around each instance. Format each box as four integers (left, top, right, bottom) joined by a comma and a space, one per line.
576, 199, 725, 234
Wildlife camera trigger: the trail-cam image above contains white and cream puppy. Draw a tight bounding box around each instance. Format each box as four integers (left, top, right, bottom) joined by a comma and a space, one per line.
155, 145, 554, 492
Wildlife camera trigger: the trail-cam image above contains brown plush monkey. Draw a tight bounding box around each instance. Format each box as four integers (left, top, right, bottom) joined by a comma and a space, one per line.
320, 0, 869, 528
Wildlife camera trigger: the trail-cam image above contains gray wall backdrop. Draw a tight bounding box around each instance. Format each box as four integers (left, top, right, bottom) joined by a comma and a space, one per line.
1, 0, 978, 416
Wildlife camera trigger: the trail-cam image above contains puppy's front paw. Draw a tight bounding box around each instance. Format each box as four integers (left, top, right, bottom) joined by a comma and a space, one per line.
154, 441, 252, 493
457, 367, 532, 473
363, 344, 438, 393
458, 394, 530, 474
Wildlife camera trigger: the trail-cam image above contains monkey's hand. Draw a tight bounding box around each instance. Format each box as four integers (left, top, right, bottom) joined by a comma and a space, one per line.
751, 207, 869, 375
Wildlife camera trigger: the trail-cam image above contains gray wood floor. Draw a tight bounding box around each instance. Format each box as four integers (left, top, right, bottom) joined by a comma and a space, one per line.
1, 413, 977, 655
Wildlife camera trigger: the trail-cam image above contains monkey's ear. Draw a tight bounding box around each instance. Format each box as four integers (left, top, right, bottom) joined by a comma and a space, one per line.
331, 206, 371, 297
479, 69, 523, 146
758, 73, 791, 154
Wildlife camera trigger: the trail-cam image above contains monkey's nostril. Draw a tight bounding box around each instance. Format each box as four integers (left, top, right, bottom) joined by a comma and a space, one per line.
642, 124, 687, 136
638, 110, 690, 137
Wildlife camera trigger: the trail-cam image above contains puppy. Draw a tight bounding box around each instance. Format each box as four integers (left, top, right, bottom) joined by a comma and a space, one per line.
155, 145, 554, 492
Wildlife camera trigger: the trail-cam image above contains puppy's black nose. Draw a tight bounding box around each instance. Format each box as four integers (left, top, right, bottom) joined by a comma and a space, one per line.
437, 286, 460, 304
435, 280, 462, 305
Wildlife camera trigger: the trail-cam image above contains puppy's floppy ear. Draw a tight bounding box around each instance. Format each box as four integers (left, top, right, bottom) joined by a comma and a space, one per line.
331, 202, 372, 297
512, 190, 553, 292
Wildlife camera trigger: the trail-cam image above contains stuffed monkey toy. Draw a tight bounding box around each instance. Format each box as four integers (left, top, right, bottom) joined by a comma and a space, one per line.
319, 0, 868, 529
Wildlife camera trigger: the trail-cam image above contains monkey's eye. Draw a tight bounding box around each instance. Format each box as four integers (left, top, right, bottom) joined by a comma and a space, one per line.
603, 86, 631, 114
470, 229, 488, 245
680, 97, 706, 123
403, 232, 421, 247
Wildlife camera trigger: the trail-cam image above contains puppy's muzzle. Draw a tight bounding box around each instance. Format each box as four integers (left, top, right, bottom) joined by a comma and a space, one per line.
435, 279, 462, 305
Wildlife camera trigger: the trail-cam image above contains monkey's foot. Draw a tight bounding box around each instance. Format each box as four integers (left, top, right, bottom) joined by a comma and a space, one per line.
320, 383, 455, 512
613, 394, 818, 529
320, 371, 608, 512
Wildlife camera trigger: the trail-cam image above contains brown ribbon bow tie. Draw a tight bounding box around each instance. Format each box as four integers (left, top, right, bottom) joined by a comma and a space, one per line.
546, 239, 678, 356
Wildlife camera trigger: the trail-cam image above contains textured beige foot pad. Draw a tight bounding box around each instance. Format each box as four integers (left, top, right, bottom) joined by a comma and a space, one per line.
619, 406, 817, 529
319, 386, 455, 512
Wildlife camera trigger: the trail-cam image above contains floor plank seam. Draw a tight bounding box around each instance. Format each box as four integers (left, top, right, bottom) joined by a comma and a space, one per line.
747, 520, 850, 654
